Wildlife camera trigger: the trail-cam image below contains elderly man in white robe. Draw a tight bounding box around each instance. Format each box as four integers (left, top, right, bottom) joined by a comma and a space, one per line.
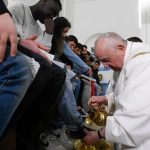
83, 32, 150, 150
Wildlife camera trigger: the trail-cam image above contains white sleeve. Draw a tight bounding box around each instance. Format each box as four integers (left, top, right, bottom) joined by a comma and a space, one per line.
105, 92, 114, 113
105, 54, 150, 147
105, 71, 120, 113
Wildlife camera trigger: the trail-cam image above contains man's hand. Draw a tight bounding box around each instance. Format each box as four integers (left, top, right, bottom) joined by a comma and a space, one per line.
82, 128, 105, 145
88, 96, 108, 109
0, 13, 17, 63
82, 130, 100, 145
86, 68, 93, 76
20, 35, 51, 63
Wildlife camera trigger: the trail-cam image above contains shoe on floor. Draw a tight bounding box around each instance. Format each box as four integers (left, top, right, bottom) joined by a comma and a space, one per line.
39, 130, 66, 150
39, 126, 74, 150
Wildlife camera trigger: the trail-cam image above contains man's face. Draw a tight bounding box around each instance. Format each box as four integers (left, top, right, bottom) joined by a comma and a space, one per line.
74, 47, 81, 56
39, 0, 61, 23
81, 48, 87, 55
95, 40, 124, 71
68, 41, 76, 51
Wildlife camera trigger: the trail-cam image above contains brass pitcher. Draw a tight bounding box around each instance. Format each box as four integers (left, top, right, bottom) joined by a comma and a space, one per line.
84, 105, 107, 126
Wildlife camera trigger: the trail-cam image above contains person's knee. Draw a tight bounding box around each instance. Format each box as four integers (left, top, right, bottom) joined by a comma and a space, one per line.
52, 63, 66, 81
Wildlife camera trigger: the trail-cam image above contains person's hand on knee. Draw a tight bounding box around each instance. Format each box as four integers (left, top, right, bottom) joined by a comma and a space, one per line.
0, 13, 17, 62
19, 35, 51, 63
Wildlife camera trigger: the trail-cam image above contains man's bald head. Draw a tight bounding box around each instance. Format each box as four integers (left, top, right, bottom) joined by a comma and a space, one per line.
94, 32, 127, 71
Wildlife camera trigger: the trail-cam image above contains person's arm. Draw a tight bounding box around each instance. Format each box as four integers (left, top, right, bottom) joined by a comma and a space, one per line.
9, 3, 51, 62
88, 95, 108, 109
83, 127, 105, 145
19, 35, 51, 64
64, 42, 91, 74
105, 71, 120, 112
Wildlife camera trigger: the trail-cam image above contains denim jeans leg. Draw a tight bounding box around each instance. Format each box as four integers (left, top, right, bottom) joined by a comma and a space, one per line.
59, 78, 82, 131
0, 48, 33, 137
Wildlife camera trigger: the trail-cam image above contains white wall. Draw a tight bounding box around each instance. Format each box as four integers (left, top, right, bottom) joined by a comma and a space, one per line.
72, 0, 140, 50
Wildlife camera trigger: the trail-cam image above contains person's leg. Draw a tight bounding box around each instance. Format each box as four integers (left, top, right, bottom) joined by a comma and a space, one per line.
16, 63, 66, 150
57, 77, 87, 140
37, 63, 66, 127
80, 78, 91, 112
49, 74, 86, 138
59, 78, 82, 131
0, 46, 33, 138
12, 52, 53, 124
39, 78, 83, 150
14, 54, 53, 150
48, 77, 83, 128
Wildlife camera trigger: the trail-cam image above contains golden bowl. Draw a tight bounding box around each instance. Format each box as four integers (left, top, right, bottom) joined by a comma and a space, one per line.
74, 140, 96, 150
94, 140, 112, 150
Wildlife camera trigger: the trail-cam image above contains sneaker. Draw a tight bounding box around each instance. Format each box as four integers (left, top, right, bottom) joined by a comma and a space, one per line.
39, 130, 66, 150
39, 126, 74, 150
49, 126, 74, 150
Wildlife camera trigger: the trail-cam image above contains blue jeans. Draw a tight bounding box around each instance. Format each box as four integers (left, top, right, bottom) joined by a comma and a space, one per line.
58, 77, 82, 131
0, 47, 33, 137
50, 77, 82, 131
73, 78, 81, 100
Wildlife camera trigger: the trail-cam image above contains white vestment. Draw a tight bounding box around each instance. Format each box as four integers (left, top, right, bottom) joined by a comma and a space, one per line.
106, 41, 150, 150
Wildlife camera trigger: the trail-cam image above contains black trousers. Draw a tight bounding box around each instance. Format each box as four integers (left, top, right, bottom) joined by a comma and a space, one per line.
17, 63, 66, 148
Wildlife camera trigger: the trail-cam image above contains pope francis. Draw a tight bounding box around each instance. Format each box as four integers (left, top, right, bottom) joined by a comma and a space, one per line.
83, 32, 150, 150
